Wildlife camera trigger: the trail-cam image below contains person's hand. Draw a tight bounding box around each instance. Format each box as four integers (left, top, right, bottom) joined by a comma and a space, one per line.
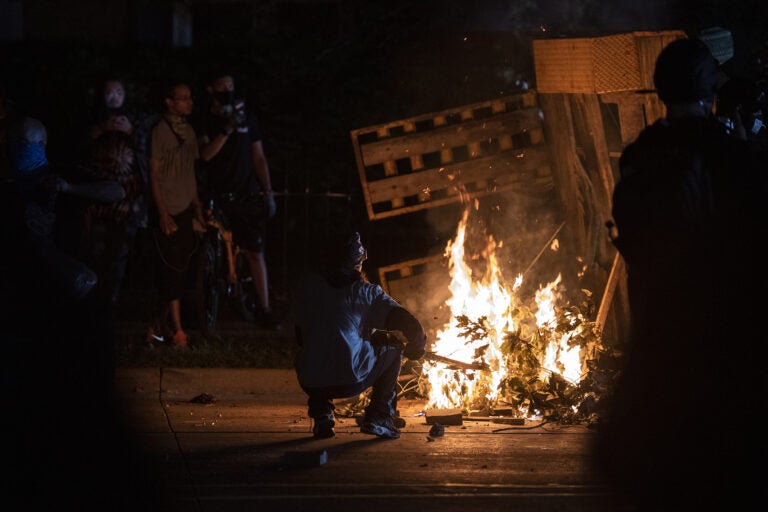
107, 115, 133, 134
730, 107, 748, 141
40, 174, 70, 194
370, 329, 407, 350
266, 191, 276, 218
222, 116, 237, 136
159, 212, 177, 236
193, 209, 207, 233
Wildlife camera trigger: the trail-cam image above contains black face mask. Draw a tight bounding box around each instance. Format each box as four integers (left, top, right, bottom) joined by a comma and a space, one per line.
214, 90, 235, 106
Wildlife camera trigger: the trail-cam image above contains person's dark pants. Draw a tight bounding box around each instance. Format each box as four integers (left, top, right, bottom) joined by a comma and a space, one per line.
302, 346, 403, 421
153, 206, 198, 302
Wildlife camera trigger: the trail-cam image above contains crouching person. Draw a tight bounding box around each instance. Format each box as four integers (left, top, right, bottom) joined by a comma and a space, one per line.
293, 232, 426, 439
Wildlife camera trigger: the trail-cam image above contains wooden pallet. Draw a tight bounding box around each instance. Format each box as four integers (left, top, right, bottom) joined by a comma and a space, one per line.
532, 30, 686, 94
378, 254, 451, 332
351, 92, 554, 220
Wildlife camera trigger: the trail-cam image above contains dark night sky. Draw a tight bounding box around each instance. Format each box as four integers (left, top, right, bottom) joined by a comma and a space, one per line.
2, 0, 766, 289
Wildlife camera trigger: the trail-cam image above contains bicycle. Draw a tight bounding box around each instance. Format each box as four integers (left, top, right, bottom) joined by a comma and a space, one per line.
196, 198, 259, 334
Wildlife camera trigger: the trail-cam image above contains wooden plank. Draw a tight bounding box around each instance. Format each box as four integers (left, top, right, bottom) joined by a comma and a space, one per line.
350, 129, 376, 220
379, 255, 451, 332
634, 31, 686, 90
533, 36, 596, 94
365, 147, 552, 203
378, 254, 443, 293
368, 177, 553, 220
538, 93, 589, 258
595, 251, 626, 333
358, 108, 542, 165
351, 92, 544, 220
533, 30, 686, 94
350, 92, 537, 136
641, 91, 665, 125
425, 408, 463, 425
570, 94, 614, 213
592, 32, 641, 93
600, 91, 648, 144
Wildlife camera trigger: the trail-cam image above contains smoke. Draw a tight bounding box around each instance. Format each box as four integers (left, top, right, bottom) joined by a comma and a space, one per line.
455, 0, 678, 36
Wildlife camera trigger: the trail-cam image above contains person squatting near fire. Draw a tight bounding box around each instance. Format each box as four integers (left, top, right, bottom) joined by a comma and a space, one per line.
293, 232, 427, 439
593, 38, 768, 511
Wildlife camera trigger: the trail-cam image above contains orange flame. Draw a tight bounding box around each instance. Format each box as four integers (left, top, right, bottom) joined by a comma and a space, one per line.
423, 206, 585, 414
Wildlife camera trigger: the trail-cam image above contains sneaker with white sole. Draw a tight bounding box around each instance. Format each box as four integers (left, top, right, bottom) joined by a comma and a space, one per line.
360, 416, 400, 439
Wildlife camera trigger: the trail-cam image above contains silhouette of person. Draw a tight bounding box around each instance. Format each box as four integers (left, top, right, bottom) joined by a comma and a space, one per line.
293, 231, 426, 439
79, 76, 154, 300
195, 70, 279, 329
594, 38, 768, 511
0, 116, 164, 510
146, 80, 205, 348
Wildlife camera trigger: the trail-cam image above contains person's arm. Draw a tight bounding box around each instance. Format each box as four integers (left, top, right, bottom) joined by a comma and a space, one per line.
251, 140, 272, 193
252, 140, 276, 217
385, 306, 427, 360
198, 131, 231, 162
66, 180, 125, 202
41, 174, 125, 203
198, 116, 237, 162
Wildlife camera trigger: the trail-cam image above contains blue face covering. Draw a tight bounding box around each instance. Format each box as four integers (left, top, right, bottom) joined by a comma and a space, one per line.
7, 139, 48, 174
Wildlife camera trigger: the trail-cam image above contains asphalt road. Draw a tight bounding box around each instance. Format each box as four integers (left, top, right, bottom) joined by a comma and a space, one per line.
111, 367, 634, 512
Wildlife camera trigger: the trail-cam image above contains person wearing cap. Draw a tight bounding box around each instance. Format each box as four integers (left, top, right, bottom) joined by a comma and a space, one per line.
293, 231, 426, 439
594, 38, 768, 510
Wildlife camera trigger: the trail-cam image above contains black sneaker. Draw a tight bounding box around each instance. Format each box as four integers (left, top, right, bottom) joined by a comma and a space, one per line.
360, 416, 400, 439
312, 414, 335, 439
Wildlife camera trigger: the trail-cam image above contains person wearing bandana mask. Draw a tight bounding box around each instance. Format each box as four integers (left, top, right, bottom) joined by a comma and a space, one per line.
195, 70, 278, 329
1, 116, 158, 510
2, 116, 125, 302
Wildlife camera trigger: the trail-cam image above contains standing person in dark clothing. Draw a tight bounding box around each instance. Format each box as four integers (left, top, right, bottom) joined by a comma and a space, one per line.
86, 76, 153, 227
147, 80, 205, 348
593, 38, 768, 511
0, 116, 164, 511
293, 232, 427, 439
77, 76, 155, 307
195, 70, 278, 329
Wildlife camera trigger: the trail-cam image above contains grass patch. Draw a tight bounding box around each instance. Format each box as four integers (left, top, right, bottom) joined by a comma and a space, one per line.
115, 321, 297, 369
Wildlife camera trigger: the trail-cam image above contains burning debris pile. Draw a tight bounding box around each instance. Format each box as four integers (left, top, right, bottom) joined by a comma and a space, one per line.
412, 204, 622, 425
339, 202, 622, 426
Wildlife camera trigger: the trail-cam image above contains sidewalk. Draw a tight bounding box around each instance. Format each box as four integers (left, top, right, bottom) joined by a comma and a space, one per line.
112, 367, 630, 512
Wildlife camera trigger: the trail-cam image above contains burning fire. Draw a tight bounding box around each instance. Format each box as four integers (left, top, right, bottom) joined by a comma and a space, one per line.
423, 204, 588, 416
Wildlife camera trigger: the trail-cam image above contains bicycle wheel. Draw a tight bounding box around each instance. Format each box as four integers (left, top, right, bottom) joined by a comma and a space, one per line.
196, 229, 226, 333
232, 250, 257, 322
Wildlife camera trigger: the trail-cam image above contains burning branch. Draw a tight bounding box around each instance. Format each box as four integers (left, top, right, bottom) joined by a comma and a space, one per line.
423, 352, 487, 371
